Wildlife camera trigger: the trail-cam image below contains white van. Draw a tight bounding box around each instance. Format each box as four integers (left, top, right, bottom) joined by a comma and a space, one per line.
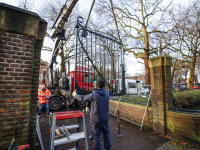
118, 79, 149, 95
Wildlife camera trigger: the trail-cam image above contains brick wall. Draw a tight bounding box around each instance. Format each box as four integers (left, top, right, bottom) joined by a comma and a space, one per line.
0, 31, 35, 148
166, 111, 200, 143
110, 56, 200, 144
28, 39, 44, 148
109, 100, 200, 144
0, 3, 47, 150
109, 100, 153, 128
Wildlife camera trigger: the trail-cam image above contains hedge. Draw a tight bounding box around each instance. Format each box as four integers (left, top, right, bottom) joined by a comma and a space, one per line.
112, 90, 200, 109
173, 90, 200, 108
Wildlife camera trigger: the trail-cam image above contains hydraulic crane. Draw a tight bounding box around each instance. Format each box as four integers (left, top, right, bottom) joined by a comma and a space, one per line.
45, 0, 126, 110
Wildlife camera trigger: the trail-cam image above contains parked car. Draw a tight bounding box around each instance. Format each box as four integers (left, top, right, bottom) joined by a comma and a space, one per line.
172, 85, 175, 92
174, 85, 188, 92
193, 85, 199, 90
182, 85, 189, 91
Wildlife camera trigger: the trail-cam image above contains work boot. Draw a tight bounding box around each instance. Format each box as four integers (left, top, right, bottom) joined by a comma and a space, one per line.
88, 135, 94, 140
38, 114, 41, 118
47, 114, 50, 118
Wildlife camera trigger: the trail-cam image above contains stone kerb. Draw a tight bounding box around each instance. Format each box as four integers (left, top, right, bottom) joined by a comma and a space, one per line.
0, 3, 47, 150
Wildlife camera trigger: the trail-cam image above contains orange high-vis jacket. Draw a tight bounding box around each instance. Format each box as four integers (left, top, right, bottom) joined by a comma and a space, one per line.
38, 88, 51, 104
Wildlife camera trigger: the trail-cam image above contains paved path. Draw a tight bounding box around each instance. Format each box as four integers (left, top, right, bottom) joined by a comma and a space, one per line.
36, 107, 169, 150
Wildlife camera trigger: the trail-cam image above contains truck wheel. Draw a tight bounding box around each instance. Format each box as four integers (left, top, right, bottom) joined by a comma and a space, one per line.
49, 97, 62, 111
76, 99, 86, 108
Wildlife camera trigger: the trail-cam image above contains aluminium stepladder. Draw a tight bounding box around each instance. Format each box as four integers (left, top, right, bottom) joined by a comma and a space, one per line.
48, 110, 88, 150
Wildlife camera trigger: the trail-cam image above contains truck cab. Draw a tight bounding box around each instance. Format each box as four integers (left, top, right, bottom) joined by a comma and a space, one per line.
43, 66, 94, 110
68, 66, 94, 92
68, 66, 94, 107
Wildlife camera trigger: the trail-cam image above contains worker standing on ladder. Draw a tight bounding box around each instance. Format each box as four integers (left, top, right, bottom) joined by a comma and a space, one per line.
72, 80, 111, 150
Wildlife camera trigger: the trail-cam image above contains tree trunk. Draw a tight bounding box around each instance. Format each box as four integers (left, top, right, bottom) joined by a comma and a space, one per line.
68, 60, 70, 75
171, 59, 177, 83
189, 68, 194, 90
144, 50, 150, 85
171, 66, 175, 82
189, 55, 197, 90
184, 69, 188, 85
143, 26, 150, 85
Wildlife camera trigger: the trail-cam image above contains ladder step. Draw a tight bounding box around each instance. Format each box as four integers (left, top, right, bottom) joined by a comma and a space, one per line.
54, 111, 83, 120
60, 124, 79, 130
54, 132, 85, 146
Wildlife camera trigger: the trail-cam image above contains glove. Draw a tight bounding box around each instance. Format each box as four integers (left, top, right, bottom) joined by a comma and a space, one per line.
72, 91, 77, 97
44, 95, 50, 100
86, 107, 89, 113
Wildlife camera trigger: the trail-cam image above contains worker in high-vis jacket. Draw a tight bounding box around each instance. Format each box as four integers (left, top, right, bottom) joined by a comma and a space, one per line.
38, 84, 51, 117
72, 80, 111, 150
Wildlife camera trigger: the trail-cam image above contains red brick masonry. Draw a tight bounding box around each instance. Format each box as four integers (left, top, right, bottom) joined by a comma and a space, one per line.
109, 100, 200, 143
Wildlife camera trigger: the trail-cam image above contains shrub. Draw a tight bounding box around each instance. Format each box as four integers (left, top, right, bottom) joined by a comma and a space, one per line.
173, 90, 200, 108
112, 91, 200, 108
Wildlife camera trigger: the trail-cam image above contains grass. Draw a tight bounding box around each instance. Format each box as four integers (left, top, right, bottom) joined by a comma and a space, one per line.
111, 95, 150, 106
111, 90, 200, 110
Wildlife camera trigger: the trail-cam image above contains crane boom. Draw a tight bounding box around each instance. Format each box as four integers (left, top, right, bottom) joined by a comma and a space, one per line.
51, 0, 79, 38
48, 0, 78, 87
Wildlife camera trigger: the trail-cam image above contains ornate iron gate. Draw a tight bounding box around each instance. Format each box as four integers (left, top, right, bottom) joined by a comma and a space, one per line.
74, 16, 125, 96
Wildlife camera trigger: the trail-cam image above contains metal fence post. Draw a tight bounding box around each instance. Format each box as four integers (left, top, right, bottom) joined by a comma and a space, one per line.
117, 110, 122, 138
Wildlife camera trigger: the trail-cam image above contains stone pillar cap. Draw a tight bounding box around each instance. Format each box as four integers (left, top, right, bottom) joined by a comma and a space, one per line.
148, 56, 172, 68
0, 2, 47, 40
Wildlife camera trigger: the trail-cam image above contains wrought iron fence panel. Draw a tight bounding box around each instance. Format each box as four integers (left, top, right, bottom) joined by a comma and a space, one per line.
74, 16, 125, 96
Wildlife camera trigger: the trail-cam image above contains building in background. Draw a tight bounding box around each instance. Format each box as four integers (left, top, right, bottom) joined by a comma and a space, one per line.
39, 59, 49, 86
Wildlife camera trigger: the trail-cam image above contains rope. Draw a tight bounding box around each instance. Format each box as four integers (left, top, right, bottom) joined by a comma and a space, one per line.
84, 0, 96, 30
109, 0, 121, 43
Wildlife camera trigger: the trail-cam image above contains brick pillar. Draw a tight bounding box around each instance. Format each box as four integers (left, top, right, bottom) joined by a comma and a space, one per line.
0, 3, 47, 150
148, 56, 173, 136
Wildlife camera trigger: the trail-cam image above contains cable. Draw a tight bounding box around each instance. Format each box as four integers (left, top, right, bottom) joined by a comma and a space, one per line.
109, 0, 121, 43
84, 0, 96, 31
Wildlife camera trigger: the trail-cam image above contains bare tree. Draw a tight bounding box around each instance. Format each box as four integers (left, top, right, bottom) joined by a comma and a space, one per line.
168, 1, 200, 90
94, 0, 173, 84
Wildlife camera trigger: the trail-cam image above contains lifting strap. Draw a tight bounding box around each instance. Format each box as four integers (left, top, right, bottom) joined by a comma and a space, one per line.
109, 0, 121, 43
84, 0, 96, 30
84, 0, 121, 44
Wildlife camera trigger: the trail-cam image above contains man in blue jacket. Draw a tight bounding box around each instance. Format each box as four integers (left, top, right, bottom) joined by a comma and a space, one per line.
88, 80, 97, 140
72, 80, 111, 150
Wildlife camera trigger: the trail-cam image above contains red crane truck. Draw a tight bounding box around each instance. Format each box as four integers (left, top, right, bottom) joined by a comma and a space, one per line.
46, 66, 94, 110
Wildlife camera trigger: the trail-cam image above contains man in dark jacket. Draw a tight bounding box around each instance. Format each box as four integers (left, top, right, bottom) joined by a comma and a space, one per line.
72, 80, 111, 150
88, 80, 97, 140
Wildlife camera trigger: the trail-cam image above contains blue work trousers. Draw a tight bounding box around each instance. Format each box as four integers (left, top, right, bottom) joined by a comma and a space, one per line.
38, 103, 49, 115
91, 124, 94, 135
92, 122, 111, 150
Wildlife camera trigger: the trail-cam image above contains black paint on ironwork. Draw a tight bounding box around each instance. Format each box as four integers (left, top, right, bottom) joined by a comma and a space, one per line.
117, 110, 122, 138
75, 16, 125, 96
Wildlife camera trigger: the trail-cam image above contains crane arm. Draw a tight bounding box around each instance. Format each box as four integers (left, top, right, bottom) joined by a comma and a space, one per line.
51, 0, 79, 38
48, 0, 79, 87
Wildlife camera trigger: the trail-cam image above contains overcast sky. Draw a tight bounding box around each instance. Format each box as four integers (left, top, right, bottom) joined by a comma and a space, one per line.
0, 0, 148, 76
